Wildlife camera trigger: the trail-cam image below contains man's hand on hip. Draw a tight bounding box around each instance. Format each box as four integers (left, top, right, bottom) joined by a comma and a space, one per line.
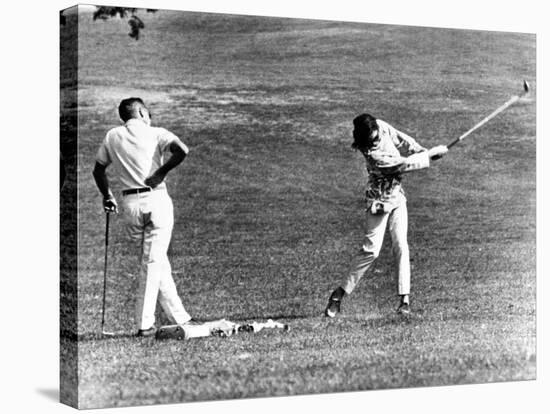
144, 171, 166, 189
144, 141, 187, 189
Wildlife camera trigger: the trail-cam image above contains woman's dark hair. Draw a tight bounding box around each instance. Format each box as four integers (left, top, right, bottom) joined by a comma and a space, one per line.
351, 113, 378, 151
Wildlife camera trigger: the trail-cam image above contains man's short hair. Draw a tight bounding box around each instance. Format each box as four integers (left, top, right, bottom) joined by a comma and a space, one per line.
118, 97, 146, 122
351, 113, 379, 151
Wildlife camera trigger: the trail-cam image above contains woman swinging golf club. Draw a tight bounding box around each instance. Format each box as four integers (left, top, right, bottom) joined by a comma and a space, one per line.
325, 113, 448, 317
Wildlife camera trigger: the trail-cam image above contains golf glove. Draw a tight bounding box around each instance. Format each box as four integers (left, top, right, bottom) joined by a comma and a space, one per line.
428, 145, 448, 160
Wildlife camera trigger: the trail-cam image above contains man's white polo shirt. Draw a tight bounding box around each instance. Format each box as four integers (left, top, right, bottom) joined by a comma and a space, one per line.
95, 119, 189, 191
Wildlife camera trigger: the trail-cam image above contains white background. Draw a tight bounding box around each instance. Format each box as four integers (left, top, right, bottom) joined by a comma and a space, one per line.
0, 0, 546, 413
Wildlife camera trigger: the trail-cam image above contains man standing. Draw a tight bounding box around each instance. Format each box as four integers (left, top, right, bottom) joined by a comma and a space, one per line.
325, 113, 448, 317
93, 97, 193, 337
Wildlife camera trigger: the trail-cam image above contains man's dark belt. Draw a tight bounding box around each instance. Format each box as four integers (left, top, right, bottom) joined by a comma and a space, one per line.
122, 187, 152, 196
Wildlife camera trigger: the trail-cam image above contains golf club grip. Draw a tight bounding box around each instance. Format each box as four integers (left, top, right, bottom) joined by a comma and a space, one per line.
447, 139, 460, 149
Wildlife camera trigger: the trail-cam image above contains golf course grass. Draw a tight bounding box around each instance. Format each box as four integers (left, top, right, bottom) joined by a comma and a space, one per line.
60, 9, 535, 408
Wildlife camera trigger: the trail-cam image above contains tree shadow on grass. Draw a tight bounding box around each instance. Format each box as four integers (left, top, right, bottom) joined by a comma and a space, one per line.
360, 312, 424, 328
76, 331, 137, 342
73, 314, 312, 342
218, 313, 314, 322
73, 312, 422, 342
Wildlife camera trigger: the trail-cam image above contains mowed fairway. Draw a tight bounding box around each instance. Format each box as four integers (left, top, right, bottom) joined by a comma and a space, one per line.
61, 10, 536, 408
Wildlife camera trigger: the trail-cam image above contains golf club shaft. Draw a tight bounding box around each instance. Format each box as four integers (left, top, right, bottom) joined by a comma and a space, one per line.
101, 212, 110, 330
447, 95, 520, 149
447, 81, 529, 149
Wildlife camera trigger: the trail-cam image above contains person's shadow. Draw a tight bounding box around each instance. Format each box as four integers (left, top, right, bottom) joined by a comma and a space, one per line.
36, 388, 58, 402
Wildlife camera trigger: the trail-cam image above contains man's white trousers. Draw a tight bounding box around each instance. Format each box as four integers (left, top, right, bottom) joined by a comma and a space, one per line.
122, 190, 191, 330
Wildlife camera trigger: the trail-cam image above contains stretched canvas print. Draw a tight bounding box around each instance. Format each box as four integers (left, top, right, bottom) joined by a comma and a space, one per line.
60, 4, 536, 409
